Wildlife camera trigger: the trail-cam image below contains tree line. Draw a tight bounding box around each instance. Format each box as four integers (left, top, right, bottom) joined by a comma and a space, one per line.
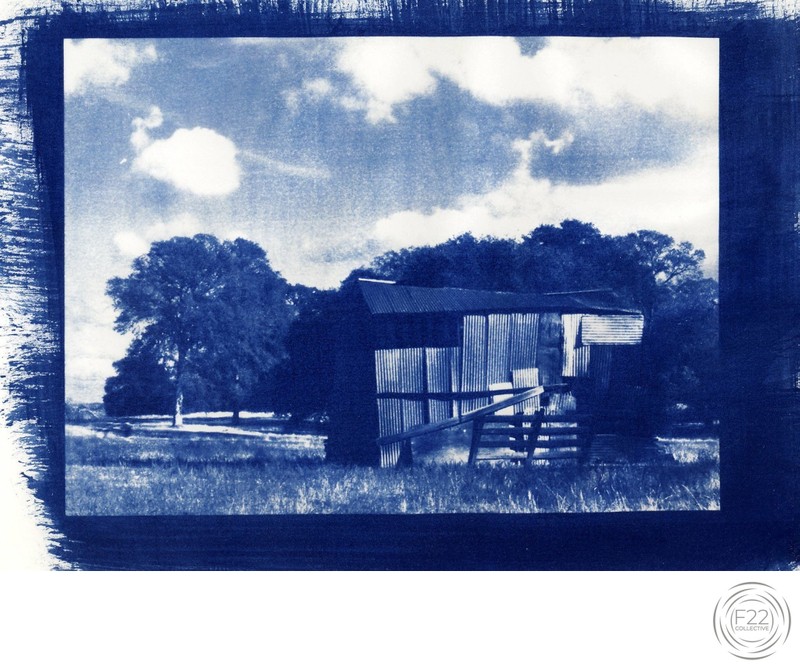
104, 221, 719, 428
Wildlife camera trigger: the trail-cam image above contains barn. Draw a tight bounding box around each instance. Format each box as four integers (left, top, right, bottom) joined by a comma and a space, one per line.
327, 279, 646, 466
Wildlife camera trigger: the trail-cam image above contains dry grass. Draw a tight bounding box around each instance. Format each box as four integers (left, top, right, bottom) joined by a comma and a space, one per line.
65, 425, 719, 516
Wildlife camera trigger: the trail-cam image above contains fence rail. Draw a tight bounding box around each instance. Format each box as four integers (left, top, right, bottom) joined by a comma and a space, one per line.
376, 385, 548, 447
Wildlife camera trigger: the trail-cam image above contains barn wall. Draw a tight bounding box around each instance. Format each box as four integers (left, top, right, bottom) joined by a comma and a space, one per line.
536, 312, 563, 386
581, 314, 644, 344
487, 314, 512, 386
374, 310, 547, 456
369, 313, 463, 465
509, 313, 539, 378
562, 313, 592, 378
589, 344, 613, 389
460, 312, 542, 413
461, 315, 488, 412
327, 308, 380, 465
425, 346, 460, 422
374, 344, 463, 466
368, 308, 645, 465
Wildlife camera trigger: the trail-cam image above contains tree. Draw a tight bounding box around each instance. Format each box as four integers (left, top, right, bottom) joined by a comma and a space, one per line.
371, 233, 518, 291
106, 234, 291, 425
513, 220, 619, 293
103, 339, 174, 418
269, 285, 338, 421
199, 238, 292, 424
611, 230, 706, 320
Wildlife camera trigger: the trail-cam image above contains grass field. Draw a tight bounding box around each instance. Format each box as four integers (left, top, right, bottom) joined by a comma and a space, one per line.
65, 418, 719, 515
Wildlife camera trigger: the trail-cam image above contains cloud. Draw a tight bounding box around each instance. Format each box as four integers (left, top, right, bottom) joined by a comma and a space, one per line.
240, 150, 330, 180
283, 77, 335, 113
334, 37, 718, 124
336, 41, 439, 123
113, 213, 201, 258
131, 125, 241, 196
130, 106, 163, 152
304, 78, 333, 97
64, 39, 157, 96
513, 130, 575, 166
369, 129, 718, 274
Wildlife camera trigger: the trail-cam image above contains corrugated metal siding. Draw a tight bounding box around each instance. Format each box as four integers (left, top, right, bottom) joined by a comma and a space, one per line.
546, 391, 577, 415
512, 367, 540, 414
590, 345, 613, 390
575, 346, 591, 377
449, 346, 462, 417
581, 314, 644, 344
399, 347, 425, 430
562, 314, 592, 377
375, 349, 403, 435
425, 347, 453, 423
561, 314, 581, 376
375, 347, 426, 467
487, 313, 512, 385
374, 349, 404, 467
510, 313, 539, 372
378, 345, 463, 465
376, 401, 402, 467
461, 315, 488, 413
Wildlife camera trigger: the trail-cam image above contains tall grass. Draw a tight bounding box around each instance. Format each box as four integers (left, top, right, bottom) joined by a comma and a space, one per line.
66, 430, 719, 516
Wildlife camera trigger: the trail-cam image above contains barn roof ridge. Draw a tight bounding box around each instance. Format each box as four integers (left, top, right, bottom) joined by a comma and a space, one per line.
357, 278, 640, 316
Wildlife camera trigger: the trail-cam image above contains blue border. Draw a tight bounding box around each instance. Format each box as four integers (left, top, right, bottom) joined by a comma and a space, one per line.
6, 1, 799, 569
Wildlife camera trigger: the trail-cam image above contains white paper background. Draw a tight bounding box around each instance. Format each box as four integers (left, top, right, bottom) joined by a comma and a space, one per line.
0, 2, 797, 664
0, 571, 797, 667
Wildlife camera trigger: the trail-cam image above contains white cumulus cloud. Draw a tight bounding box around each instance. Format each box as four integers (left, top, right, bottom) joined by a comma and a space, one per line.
132, 126, 241, 196
334, 36, 718, 124
64, 39, 157, 96
336, 40, 439, 123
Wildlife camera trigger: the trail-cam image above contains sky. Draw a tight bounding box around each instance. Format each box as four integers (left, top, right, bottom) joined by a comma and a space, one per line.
65, 36, 718, 403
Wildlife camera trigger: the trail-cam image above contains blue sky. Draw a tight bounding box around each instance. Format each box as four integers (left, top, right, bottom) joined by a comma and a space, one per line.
65, 36, 718, 403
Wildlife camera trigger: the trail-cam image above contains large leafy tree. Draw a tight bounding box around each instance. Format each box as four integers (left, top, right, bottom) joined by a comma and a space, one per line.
611, 229, 706, 319
372, 234, 518, 291
199, 238, 292, 424
106, 234, 291, 425
513, 219, 621, 293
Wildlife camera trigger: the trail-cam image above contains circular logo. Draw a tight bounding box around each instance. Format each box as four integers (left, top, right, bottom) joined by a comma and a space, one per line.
713, 582, 791, 659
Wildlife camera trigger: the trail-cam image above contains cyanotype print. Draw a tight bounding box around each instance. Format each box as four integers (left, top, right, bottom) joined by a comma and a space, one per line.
64, 37, 720, 515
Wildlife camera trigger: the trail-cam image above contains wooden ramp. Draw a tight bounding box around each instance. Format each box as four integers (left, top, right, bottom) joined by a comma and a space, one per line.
376, 386, 546, 465
377, 384, 614, 467
468, 410, 594, 465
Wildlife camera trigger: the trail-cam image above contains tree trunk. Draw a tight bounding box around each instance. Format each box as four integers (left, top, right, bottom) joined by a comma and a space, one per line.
173, 386, 184, 427
231, 372, 241, 425
173, 347, 185, 427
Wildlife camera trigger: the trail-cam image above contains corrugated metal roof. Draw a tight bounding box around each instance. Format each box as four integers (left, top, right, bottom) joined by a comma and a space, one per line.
580, 314, 644, 344
358, 280, 640, 316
